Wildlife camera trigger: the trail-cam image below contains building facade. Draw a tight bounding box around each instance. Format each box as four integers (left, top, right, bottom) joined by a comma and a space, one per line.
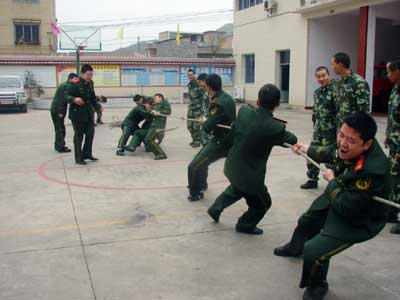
143, 31, 233, 59
0, 0, 56, 55
233, 0, 400, 111
0, 55, 235, 101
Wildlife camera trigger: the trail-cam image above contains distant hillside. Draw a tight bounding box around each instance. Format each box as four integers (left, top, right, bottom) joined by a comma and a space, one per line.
217, 23, 233, 34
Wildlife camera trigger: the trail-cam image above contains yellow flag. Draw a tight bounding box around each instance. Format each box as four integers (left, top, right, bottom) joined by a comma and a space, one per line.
117, 26, 124, 41
176, 24, 181, 47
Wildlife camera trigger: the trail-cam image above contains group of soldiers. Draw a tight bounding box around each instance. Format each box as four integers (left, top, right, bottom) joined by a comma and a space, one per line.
49, 53, 400, 300
301, 53, 400, 236
116, 93, 171, 160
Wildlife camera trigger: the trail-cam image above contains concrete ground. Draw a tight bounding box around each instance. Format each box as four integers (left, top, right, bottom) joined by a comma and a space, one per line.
0, 104, 399, 300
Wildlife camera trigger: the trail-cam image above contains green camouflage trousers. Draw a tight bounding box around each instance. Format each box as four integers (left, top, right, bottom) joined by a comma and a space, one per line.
128, 128, 166, 157
187, 109, 202, 145
388, 153, 400, 221
306, 137, 335, 181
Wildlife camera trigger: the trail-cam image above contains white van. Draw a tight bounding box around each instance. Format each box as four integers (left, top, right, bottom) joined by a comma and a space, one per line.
0, 75, 28, 113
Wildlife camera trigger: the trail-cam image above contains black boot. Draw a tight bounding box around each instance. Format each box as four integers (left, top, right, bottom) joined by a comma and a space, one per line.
390, 223, 400, 234
187, 192, 204, 202
301, 180, 318, 189
154, 154, 167, 160
124, 145, 136, 152
274, 243, 302, 257
116, 149, 125, 156
303, 282, 329, 300
235, 226, 263, 235
83, 156, 98, 161
191, 142, 201, 148
387, 208, 399, 223
207, 207, 221, 223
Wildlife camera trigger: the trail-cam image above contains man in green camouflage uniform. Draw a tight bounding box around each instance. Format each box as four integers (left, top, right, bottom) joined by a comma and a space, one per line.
275, 113, 389, 300
116, 95, 153, 156
64, 64, 102, 165
197, 73, 212, 145
50, 72, 78, 153
94, 95, 107, 126
385, 58, 400, 234
187, 69, 205, 148
331, 52, 370, 126
301, 67, 337, 189
125, 93, 171, 160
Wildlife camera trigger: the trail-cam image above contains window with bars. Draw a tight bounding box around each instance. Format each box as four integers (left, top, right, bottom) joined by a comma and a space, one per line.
245, 54, 255, 84
238, 0, 263, 10
15, 23, 40, 44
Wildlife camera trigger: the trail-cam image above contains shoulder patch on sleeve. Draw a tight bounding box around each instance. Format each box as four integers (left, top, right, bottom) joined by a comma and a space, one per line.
330, 187, 341, 199
210, 107, 218, 116
354, 155, 365, 173
355, 178, 372, 190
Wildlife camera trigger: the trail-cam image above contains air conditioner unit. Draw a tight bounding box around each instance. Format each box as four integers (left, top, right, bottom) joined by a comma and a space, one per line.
304, 0, 318, 5
264, 0, 278, 15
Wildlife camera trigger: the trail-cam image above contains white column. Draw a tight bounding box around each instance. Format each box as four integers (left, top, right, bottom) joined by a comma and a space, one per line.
365, 6, 376, 112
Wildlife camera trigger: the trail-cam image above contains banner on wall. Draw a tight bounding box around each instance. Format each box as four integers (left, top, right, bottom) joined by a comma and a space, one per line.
93, 65, 120, 87
57, 65, 120, 87
180, 66, 233, 87
57, 65, 76, 84
121, 67, 179, 86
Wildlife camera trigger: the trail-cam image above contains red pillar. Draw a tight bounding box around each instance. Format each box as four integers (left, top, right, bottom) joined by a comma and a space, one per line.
357, 6, 369, 77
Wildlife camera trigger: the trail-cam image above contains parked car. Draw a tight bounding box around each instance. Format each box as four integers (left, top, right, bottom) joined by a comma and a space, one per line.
0, 75, 27, 113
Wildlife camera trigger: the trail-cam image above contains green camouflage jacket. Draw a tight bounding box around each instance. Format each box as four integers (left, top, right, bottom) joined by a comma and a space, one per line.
201, 87, 210, 116
150, 99, 171, 130
188, 80, 205, 111
312, 81, 337, 144
335, 71, 370, 126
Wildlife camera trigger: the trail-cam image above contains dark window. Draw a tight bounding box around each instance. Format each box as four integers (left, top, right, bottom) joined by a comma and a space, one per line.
15, 23, 40, 44
278, 50, 290, 103
238, 0, 263, 10
245, 54, 255, 84
280, 51, 290, 64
